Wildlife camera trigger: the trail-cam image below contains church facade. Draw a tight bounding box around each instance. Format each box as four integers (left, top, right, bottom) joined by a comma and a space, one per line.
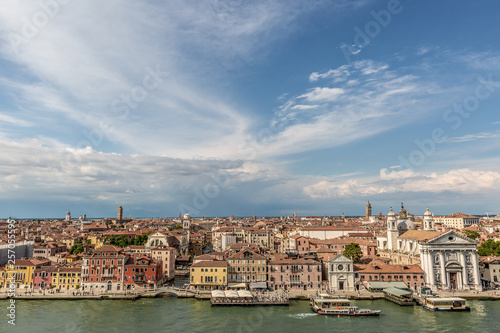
377, 205, 481, 291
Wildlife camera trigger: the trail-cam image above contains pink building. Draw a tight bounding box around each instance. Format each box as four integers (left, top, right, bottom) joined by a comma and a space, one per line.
33, 266, 54, 290
151, 246, 177, 282
268, 258, 322, 291
33, 242, 68, 258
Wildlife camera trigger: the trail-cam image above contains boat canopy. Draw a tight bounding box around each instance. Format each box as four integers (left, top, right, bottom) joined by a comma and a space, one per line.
425, 297, 466, 302
314, 298, 350, 303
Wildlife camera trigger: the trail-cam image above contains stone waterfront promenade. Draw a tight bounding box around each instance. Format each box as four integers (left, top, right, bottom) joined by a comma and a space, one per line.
1, 287, 500, 302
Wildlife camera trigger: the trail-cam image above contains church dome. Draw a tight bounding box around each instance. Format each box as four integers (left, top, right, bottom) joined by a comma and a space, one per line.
424, 207, 432, 217
183, 213, 191, 219
388, 208, 396, 217
397, 220, 416, 232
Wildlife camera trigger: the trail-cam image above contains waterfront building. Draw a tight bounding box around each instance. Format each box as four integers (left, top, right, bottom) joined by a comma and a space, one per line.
124, 254, 163, 289
2, 258, 51, 289
151, 246, 176, 281
81, 245, 128, 292
479, 256, 500, 289
33, 266, 81, 290
377, 207, 481, 291
328, 255, 356, 291
227, 249, 267, 287
268, 258, 322, 291
190, 260, 228, 290
355, 263, 425, 290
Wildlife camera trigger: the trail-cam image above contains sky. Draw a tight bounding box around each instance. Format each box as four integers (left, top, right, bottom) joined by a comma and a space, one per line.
1, 0, 500, 218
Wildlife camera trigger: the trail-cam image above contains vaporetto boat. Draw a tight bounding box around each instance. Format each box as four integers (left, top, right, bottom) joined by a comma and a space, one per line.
310, 298, 381, 317
422, 297, 470, 312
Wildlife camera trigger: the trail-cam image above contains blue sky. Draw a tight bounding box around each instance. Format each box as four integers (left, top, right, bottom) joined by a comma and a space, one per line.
1, 0, 500, 218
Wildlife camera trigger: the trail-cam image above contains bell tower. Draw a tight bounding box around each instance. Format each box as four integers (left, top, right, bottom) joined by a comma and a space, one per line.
387, 207, 398, 251
366, 201, 372, 218
423, 207, 435, 231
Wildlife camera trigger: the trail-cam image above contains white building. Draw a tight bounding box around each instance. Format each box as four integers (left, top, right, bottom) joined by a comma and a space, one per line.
377, 207, 481, 291
328, 255, 356, 291
300, 226, 367, 240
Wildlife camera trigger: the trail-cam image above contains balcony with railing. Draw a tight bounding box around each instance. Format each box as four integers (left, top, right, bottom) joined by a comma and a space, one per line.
101, 271, 114, 277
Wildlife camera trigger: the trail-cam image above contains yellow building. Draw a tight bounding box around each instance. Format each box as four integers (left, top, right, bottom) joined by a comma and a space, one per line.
190, 260, 228, 290
50, 267, 82, 290
33, 266, 82, 290
87, 235, 106, 249
4, 258, 51, 289
65, 254, 82, 263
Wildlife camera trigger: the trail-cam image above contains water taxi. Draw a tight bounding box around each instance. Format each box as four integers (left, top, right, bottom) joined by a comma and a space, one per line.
423, 297, 470, 312
310, 298, 381, 316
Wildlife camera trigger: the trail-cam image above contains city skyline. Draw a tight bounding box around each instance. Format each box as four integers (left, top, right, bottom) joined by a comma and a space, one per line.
1, 1, 500, 218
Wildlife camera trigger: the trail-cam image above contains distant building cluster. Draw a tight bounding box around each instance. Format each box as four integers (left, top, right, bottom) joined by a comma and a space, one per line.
1, 202, 499, 293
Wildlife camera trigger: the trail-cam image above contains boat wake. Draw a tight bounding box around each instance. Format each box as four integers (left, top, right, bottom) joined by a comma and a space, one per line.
287, 313, 317, 319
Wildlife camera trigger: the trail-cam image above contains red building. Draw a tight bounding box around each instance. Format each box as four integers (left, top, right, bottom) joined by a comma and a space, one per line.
124, 254, 163, 289
355, 263, 425, 290
81, 245, 128, 293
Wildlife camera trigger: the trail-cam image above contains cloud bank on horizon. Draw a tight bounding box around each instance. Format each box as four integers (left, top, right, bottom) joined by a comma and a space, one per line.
1, 0, 500, 218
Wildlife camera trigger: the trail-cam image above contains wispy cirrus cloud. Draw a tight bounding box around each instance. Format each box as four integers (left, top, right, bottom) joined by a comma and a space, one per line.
447, 131, 500, 143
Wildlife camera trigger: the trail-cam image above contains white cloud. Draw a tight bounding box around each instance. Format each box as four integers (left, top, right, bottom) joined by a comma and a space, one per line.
447, 131, 500, 143
291, 104, 320, 110
0, 0, 351, 160
298, 87, 345, 102
304, 168, 500, 199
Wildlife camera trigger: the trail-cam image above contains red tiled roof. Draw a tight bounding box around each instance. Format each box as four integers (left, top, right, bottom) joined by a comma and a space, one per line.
191, 260, 228, 268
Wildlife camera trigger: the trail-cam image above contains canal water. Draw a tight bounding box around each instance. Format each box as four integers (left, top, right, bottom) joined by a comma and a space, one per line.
1, 298, 498, 332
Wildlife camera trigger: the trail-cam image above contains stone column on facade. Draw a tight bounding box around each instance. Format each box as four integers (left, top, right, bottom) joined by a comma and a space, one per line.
428, 250, 435, 287
421, 249, 429, 286
460, 251, 467, 289
472, 251, 480, 290
439, 252, 446, 288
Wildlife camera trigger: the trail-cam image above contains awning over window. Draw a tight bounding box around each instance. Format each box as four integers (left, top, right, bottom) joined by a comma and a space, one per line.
228, 283, 246, 289
249, 282, 267, 289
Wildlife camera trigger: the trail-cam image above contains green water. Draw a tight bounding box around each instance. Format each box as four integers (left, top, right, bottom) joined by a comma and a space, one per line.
0, 298, 498, 332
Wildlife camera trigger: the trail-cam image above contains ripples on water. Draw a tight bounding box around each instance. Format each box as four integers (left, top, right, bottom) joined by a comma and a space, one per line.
0, 299, 499, 333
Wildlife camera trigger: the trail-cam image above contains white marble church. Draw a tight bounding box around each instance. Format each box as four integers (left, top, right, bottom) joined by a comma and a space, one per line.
377, 205, 481, 291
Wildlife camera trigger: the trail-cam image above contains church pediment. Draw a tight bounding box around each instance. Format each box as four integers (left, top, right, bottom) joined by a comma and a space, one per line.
329, 254, 352, 263
426, 231, 477, 245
